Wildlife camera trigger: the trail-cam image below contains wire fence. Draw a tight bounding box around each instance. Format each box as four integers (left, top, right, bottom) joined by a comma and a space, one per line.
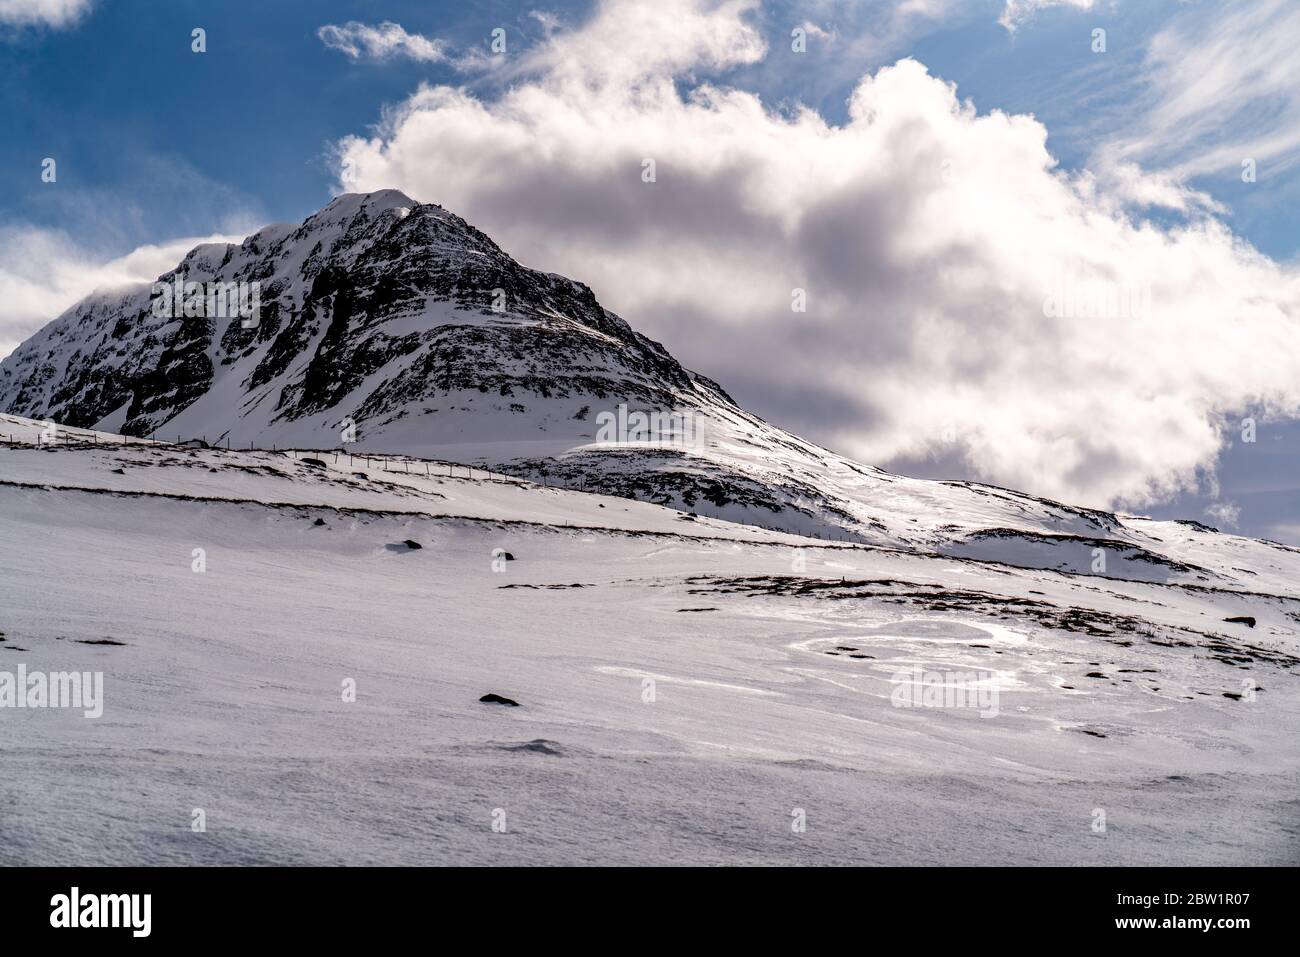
0, 425, 536, 486
0, 423, 863, 541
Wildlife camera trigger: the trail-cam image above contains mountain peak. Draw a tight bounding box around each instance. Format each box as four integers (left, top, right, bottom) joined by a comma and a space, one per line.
318, 189, 419, 219
0, 189, 697, 459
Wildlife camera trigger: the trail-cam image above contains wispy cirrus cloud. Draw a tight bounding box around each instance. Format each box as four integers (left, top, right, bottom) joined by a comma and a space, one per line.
999, 0, 1101, 32
0, 0, 93, 27
1097, 0, 1300, 183
317, 20, 449, 65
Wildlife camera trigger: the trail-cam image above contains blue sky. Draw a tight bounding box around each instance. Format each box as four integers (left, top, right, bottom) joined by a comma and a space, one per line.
3, 0, 1297, 259
0, 0, 487, 244
2, 0, 1298, 540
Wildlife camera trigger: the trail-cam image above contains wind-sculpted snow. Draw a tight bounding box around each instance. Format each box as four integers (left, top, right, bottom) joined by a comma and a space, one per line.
1, 421, 1297, 865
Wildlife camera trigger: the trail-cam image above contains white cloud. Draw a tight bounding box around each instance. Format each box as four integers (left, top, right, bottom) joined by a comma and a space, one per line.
510, 0, 765, 82
0, 228, 236, 359
331, 0, 1300, 511
1097, 0, 1300, 183
527, 10, 563, 36
0, 0, 91, 27
318, 21, 449, 64
795, 20, 833, 43
1204, 501, 1241, 530
999, 0, 1098, 31
1087, 159, 1225, 215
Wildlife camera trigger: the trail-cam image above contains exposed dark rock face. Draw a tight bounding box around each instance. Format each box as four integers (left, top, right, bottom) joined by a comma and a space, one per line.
0, 190, 702, 448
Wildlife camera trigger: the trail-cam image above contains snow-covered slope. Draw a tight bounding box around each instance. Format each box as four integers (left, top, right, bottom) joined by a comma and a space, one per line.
1, 421, 1297, 865
2, 192, 1296, 597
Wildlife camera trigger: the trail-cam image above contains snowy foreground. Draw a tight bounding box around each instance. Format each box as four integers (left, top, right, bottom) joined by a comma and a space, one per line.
1, 415, 1297, 865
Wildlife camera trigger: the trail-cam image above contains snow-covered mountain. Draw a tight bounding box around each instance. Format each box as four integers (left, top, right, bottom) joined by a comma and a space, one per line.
3, 190, 1298, 597
0, 189, 697, 455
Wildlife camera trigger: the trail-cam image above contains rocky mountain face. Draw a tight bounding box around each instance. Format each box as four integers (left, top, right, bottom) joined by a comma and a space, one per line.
3, 190, 1297, 594
0, 190, 696, 450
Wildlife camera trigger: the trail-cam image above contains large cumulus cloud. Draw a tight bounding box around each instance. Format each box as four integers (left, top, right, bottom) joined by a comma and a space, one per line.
332, 0, 1300, 510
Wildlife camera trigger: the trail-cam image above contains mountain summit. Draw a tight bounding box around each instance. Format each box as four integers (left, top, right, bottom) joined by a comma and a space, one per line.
0, 189, 698, 456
